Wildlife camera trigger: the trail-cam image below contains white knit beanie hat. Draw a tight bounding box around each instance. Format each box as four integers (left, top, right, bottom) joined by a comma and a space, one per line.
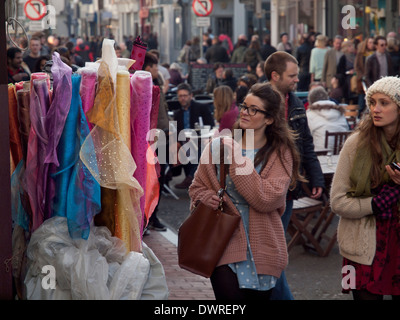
366, 76, 400, 108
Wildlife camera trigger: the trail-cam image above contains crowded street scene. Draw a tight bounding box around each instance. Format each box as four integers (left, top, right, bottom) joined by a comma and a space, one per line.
2, 0, 400, 311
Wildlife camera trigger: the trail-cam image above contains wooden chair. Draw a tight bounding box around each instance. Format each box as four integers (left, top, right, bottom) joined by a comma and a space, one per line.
288, 190, 336, 257
344, 104, 359, 129
314, 149, 329, 156
324, 130, 352, 155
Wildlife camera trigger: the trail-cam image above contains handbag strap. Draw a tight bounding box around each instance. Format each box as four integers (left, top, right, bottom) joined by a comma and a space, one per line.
219, 138, 228, 190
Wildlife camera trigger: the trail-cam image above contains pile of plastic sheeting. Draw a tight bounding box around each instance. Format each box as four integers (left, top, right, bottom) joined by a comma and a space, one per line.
24, 216, 168, 300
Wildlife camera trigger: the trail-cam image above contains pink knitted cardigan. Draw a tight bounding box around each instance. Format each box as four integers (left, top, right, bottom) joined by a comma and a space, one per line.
188, 140, 292, 278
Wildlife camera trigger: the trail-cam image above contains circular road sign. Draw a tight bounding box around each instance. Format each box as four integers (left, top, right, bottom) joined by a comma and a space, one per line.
24, 0, 47, 21
192, 0, 213, 17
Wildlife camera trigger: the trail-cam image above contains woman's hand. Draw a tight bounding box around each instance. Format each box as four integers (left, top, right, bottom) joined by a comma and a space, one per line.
386, 163, 400, 185
204, 194, 227, 210
310, 187, 323, 199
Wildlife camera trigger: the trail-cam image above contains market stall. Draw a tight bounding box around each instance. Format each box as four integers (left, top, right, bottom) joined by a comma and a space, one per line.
7, 38, 167, 300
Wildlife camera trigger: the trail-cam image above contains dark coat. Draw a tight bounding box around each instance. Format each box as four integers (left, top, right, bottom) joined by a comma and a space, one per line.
205, 44, 230, 64
260, 44, 277, 61
364, 52, 395, 87
173, 100, 215, 132
287, 92, 325, 198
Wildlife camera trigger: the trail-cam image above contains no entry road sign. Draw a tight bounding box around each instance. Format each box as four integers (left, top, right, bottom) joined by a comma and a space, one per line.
24, 0, 47, 21
192, 0, 213, 17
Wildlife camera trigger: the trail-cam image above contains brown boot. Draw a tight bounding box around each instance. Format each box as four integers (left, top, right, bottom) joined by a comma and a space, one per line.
174, 176, 193, 189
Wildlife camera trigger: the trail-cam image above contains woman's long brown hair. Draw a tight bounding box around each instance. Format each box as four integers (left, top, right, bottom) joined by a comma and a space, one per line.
355, 110, 400, 188
233, 83, 306, 189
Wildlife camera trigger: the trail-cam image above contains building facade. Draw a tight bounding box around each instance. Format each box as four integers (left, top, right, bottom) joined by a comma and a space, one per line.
12, 0, 400, 64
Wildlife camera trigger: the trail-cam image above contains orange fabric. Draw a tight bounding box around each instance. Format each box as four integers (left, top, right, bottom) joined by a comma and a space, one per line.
8, 85, 23, 173
144, 143, 160, 226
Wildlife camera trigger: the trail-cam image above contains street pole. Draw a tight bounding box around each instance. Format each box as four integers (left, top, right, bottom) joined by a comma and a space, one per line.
199, 26, 203, 59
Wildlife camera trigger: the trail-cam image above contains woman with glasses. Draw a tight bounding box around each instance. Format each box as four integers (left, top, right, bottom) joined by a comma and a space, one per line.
189, 83, 305, 300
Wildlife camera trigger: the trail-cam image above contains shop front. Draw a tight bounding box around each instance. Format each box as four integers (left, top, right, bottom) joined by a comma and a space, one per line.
270, 0, 326, 47
326, 0, 400, 41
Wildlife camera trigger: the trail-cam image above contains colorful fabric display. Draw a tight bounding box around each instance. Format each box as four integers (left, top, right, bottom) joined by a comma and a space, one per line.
9, 37, 162, 253
81, 58, 143, 252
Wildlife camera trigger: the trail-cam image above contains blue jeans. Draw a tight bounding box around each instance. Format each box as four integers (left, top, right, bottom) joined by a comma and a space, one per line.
270, 199, 294, 300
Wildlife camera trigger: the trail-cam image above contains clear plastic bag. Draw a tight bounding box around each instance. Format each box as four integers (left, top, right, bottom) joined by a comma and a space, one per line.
24, 216, 168, 300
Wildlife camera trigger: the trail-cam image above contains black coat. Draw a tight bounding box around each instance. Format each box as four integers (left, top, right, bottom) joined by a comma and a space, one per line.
205, 44, 230, 64
364, 52, 395, 87
287, 92, 325, 198
173, 100, 215, 133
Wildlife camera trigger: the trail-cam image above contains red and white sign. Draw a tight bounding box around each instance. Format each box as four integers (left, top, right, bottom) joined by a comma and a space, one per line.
24, 0, 47, 21
192, 0, 213, 17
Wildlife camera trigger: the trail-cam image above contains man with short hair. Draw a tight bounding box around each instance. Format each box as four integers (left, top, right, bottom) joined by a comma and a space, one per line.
173, 83, 214, 189
264, 51, 325, 300
23, 37, 42, 73
148, 49, 171, 94
364, 35, 395, 88
322, 35, 344, 90
7, 47, 30, 84
205, 62, 225, 94
205, 37, 230, 64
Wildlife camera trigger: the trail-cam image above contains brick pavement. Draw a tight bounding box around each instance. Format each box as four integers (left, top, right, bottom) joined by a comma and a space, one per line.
143, 229, 215, 300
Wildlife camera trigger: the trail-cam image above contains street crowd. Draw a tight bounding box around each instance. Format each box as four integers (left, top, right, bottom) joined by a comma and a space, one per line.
6, 28, 400, 301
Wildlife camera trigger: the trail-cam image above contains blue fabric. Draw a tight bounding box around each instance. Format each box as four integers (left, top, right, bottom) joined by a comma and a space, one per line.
214, 140, 277, 291
11, 160, 30, 232
51, 74, 101, 239
270, 200, 294, 300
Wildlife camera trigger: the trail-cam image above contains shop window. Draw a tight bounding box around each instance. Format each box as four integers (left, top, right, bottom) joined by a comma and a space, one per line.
216, 18, 232, 38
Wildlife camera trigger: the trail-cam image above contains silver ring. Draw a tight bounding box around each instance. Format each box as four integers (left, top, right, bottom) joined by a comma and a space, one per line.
6, 17, 29, 51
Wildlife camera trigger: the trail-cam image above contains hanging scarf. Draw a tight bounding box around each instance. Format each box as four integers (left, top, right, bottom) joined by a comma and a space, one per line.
52, 74, 101, 240
347, 134, 400, 198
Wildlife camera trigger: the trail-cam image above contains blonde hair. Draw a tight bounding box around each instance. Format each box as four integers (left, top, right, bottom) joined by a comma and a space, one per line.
341, 40, 355, 52
315, 35, 328, 47
213, 85, 234, 122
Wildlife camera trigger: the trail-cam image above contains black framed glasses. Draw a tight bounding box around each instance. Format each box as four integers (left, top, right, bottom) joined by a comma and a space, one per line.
239, 104, 268, 116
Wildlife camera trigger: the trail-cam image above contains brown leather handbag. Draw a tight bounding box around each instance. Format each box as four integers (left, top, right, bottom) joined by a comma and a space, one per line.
177, 141, 241, 278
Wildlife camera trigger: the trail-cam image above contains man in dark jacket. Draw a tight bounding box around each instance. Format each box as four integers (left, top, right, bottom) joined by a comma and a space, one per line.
364, 36, 395, 87
7, 47, 30, 84
173, 83, 215, 188
205, 37, 230, 64
264, 51, 325, 300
